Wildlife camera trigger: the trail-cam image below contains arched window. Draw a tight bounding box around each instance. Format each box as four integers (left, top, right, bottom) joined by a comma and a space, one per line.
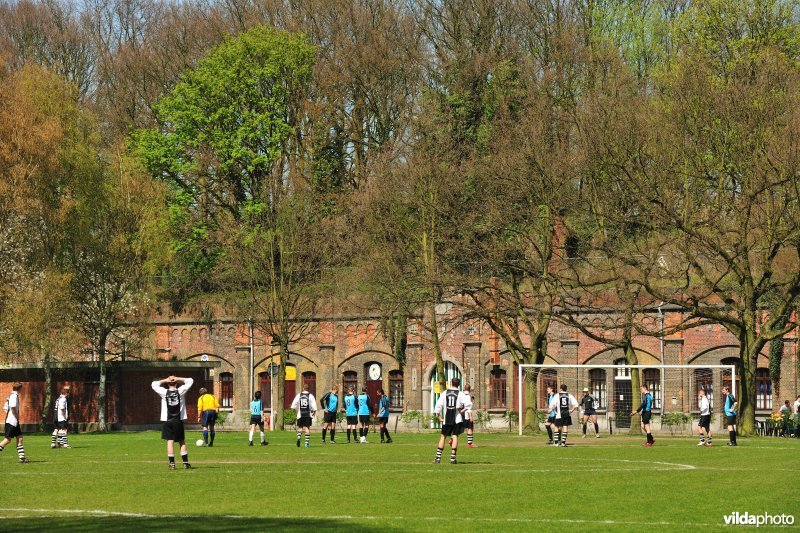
614, 358, 631, 378
389, 370, 404, 408
302, 371, 316, 398
755, 368, 772, 410
643, 369, 661, 410
589, 369, 607, 410
694, 368, 713, 410
343, 371, 357, 395
539, 369, 558, 409
220, 372, 233, 408
490, 368, 507, 408
258, 372, 271, 409
721, 357, 739, 398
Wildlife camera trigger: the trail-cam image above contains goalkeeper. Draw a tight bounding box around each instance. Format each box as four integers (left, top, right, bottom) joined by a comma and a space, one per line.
579, 388, 600, 438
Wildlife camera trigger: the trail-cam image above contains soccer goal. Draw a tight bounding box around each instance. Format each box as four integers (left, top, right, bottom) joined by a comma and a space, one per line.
515, 363, 737, 436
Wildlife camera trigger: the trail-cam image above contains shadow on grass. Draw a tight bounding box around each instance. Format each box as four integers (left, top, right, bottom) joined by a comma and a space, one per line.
2, 516, 399, 532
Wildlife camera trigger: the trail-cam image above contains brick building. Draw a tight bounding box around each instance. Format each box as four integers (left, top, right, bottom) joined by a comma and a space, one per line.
0, 306, 796, 430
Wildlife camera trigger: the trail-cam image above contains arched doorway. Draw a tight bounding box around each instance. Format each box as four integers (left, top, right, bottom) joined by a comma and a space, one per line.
430, 361, 463, 415
613, 359, 632, 428
284, 364, 296, 409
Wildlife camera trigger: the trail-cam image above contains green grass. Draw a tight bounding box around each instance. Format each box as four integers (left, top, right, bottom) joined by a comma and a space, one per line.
0, 430, 796, 531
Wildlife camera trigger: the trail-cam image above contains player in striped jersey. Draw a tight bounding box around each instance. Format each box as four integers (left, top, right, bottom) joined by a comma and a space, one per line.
152, 376, 194, 469
290, 383, 317, 448
51, 386, 71, 448
696, 388, 712, 446
548, 384, 578, 447
433, 377, 468, 464
545, 385, 556, 445
0, 383, 29, 463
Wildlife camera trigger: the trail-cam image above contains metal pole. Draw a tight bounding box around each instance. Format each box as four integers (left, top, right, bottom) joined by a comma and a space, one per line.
518, 364, 523, 436
270, 362, 275, 432
658, 304, 665, 413
248, 320, 255, 406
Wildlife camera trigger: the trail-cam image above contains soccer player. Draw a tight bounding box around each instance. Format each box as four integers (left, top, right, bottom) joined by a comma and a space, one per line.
548, 384, 578, 447
320, 385, 339, 444
344, 386, 358, 443
722, 386, 737, 446
290, 383, 317, 448
248, 391, 268, 446
632, 385, 654, 446
433, 377, 467, 464
462, 384, 475, 448
697, 388, 712, 446
0, 382, 29, 463
580, 387, 600, 438
357, 386, 371, 443
544, 385, 556, 444
151, 375, 194, 469
197, 387, 220, 447
51, 386, 71, 449
375, 388, 392, 444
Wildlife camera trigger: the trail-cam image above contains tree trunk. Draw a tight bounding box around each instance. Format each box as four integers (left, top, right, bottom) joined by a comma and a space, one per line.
738, 333, 759, 436
40, 348, 53, 432
276, 343, 287, 430
97, 333, 108, 432
624, 343, 642, 434
427, 300, 445, 390
523, 371, 539, 433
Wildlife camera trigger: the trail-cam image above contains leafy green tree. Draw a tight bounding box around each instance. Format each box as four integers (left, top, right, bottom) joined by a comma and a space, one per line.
133, 26, 316, 292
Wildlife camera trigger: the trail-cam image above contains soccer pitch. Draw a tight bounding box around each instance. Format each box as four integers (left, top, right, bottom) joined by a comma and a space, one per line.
0, 431, 795, 531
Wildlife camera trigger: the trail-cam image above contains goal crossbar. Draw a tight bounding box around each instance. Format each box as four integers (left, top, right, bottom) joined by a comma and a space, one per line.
516, 364, 737, 436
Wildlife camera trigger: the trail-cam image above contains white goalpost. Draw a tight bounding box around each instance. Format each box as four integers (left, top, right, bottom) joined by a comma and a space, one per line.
516, 364, 737, 436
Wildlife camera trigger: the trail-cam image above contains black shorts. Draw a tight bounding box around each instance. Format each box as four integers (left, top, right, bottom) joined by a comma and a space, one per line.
4, 423, 21, 439
323, 411, 337, 424
441, 422, 464, 437
297, 416, 312, 428
583, 410, 596, 417
358, 415, 370, 425
161, 419, 185, 442
55, 421, 69, 430
725, 415, 736, 426
547, 415, 556, 424
378, 416, 389, 424
555, 415, 572, 427
202, 410, 218, 427
641, 412, 652, 424
346, 415, 358, 425
463, 419, 474, 430
249, 415, 263, 426
698, 415, 711, 430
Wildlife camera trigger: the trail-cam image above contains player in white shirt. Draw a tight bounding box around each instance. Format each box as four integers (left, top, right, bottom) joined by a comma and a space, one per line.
433, 377, 468, 464
290, 383, 317, 448
462, 384, 476, 448
548, 384, 578, 447
696, 388, 712, 446
0, 382, 29, 463
51, 386, 72, 449
152, 375, 194, 469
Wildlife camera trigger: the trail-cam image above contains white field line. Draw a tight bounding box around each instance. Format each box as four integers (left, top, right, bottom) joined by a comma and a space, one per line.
0, 508, 731, 528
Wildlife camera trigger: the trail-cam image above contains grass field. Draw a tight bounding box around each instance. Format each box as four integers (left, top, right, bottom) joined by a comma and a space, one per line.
0, 430, 796, 531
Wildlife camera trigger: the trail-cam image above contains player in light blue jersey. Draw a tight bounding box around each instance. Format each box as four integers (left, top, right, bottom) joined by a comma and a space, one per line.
248, 391, 267, 446
320, 385, 339, 444
722, 386, 737, 446
344, 387, 358, 443
375, 389, 392, 444
357, 387, 371, 443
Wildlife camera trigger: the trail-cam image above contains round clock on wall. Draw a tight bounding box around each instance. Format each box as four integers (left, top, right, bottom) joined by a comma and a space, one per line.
368, 363, 381, 381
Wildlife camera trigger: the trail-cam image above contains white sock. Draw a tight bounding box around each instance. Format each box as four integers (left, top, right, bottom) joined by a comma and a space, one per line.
249, 429, 254, 441
260, 431, 265, 442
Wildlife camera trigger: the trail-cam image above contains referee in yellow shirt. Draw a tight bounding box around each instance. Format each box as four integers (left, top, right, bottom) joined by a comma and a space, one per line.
197, 388, 220, 447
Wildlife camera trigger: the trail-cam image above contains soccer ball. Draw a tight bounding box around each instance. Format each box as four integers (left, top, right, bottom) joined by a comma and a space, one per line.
195, 439, 205, 447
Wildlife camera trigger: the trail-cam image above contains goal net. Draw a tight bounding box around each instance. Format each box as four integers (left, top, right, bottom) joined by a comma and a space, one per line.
515, 364, 737, 436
